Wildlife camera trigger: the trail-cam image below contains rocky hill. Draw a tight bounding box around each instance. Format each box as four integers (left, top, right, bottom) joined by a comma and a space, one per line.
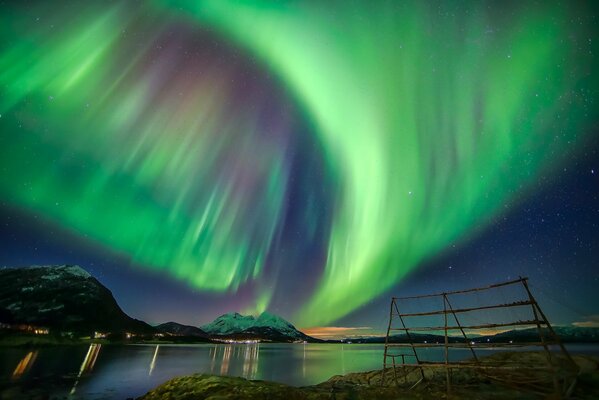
139, 352, 599, 400
0, 265, 154, 335
156, 321, 208, 337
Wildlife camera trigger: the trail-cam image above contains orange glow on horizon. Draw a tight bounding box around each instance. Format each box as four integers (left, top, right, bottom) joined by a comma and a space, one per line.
301, 326, 382, 339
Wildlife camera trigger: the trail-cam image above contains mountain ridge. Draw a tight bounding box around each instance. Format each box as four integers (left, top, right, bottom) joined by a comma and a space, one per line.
0, 265, 154, 334
0, 265, 319, 342
340, 326, 599, 343
156, 321, 208, 337
201, 311, 319, 342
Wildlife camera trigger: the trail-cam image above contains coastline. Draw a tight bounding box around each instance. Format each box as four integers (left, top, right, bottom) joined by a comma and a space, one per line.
139, 351, 599, 400
2, 344, 599, 399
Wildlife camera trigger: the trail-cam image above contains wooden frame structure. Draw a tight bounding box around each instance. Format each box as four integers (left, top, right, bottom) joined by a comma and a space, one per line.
382, 277, 579, 397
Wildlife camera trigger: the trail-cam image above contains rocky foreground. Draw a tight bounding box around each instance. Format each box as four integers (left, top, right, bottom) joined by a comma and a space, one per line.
139, 352, 599, 400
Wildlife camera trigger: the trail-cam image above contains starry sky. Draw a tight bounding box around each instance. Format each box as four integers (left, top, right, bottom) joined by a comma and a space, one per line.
0, 0, 598, 333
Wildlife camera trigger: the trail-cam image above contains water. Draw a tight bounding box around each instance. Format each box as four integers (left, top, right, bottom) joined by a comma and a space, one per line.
1, 343, 597, 399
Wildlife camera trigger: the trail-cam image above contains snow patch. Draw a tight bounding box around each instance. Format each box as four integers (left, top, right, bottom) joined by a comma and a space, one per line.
39, 304, 65, 312
58, 265, 91, 278
32, 265, 91, 279
6, 302, 22, 311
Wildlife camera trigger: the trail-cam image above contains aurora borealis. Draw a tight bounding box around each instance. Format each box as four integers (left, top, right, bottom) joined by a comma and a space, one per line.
1, 1, 598, 328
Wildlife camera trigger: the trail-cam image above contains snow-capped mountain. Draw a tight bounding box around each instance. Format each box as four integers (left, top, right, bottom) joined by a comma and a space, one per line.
201, 312, 317, 342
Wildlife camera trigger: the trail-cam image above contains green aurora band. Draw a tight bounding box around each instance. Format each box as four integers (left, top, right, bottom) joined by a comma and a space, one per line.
0, 2, 294, 302
160, 0, 598, 325
0, 1, 597, 325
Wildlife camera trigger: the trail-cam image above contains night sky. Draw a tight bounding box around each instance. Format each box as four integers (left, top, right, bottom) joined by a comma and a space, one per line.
0, 0, 598, 335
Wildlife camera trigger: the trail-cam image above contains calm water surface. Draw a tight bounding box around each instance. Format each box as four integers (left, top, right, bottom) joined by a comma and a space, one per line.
1, 343, 597, 399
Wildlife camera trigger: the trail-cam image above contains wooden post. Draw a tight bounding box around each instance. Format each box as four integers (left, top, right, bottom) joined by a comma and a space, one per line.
443, 294, 451, 395
445, 295, 479, 363
396, 301, 425, 381
382, 298, 394, 386
528, 293, 580, 398
522, 279, 578, 370
521, 277, 579, 397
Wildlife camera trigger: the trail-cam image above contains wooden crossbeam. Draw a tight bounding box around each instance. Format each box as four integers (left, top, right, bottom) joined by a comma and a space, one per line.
393, 277, 528, 300
385, 341, 558, 348
396, 300, 533, 317
389, 319, 547, 331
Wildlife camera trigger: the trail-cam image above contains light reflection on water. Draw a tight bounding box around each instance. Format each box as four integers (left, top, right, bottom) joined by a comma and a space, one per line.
1, 343, 597, 400
11, 350, 37, 380
148, 345, 159, 376
70, 343, 102, 395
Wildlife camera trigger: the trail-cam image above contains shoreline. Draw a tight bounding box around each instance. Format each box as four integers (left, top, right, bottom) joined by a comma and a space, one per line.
139, 351, 599, 400
4, 333, 599, 348
2, 346, 599, 399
